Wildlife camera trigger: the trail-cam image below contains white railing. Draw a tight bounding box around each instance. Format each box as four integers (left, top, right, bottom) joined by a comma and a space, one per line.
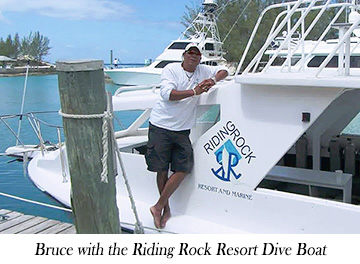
236, 0, 360, 77
114, 84, 160, 96
0, 111, 62, 152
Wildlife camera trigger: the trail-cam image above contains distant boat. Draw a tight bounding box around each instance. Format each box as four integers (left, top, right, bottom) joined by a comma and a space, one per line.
105, 0, 226, 86
0, 55, 15, 62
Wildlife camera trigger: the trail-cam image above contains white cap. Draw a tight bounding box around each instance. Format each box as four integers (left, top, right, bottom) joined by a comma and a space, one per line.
184, 43, 201, 54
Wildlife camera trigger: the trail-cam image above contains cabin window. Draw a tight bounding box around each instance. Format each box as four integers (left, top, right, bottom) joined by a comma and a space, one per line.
197, 105, 220, 124
168, 42, 191, 50
351, 56, 360, 68
192, 105, 220, 141
271, 57, 285, 66
271, 56, 300, 66
205, 43, 215, 51
308, 56, 338, 68
201, 61, 218, 66
308, 56, 360, 68
155, 60, 181, 68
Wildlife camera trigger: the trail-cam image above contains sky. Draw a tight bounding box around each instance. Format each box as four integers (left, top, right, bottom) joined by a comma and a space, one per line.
0, 0, 204, 64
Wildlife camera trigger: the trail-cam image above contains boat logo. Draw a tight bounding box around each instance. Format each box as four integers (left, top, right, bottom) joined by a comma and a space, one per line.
211, 139, 242, 181
203, 120, 256, 182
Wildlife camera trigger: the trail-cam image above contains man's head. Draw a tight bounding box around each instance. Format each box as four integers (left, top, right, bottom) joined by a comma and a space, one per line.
182, 43, 201, 71
184, 43, 202, 56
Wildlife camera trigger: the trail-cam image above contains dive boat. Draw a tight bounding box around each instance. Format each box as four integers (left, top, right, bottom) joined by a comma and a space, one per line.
104, 0, 226, 86
22, 0, 360, 233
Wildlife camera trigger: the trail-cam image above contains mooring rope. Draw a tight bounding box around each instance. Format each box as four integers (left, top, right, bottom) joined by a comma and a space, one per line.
57, 127, 68, 183
58, 109, 111, 183
22, 152, 28, 178
0, 191, 72, 212
0, 188, 170, 233
108, 119, 145, 234
0, 190, 171, 233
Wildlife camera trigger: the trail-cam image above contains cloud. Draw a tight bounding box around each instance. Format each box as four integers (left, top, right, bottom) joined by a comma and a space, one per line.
0, 0, 134, 20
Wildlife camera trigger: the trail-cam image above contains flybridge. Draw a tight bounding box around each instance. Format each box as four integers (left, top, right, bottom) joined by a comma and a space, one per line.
236, 0, 360, 79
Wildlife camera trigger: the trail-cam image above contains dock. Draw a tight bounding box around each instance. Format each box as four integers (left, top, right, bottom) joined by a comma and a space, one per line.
0, 209, 75, 234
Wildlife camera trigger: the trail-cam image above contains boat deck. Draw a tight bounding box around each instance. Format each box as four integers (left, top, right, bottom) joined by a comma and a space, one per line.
0, 209, 75, 234
236, 69, 360, 89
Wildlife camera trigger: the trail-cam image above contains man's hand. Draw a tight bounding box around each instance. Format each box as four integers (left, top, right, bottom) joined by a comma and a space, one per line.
194, 79, 215, 95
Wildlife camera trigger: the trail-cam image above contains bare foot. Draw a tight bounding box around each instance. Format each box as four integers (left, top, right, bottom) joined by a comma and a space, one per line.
150, 206, 161, 229
161, 207, 171, 229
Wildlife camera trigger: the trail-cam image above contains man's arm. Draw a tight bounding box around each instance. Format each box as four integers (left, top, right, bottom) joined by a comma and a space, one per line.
169, 69, 228, 101
169, 81, 208, 100
213, 70, 228, 83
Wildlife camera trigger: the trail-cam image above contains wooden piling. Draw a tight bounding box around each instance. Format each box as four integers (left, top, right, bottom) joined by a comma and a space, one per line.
56, 60, 120, 234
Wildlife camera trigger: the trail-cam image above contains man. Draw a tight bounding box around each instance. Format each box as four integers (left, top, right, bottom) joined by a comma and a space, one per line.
113, 58, 118, 68
146, 43, 228, 229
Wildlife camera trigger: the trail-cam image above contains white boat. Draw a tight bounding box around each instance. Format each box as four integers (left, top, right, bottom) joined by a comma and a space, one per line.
17, 0, 360, 233
104, 0, 226, 86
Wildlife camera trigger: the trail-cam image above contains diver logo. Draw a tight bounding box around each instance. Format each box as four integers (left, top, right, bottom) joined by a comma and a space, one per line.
211, 140, 242, 182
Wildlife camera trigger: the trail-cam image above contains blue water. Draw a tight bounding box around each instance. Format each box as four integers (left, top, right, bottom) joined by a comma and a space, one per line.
0, 74, 142, 224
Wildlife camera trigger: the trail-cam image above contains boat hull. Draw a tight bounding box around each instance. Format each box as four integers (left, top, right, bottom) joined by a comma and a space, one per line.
105, 68, 161, 86
27, 148, 360, 234
26, 81, 360, 234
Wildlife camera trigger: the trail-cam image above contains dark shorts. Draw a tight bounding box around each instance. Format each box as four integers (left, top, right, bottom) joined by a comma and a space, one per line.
145, 123, 194, 173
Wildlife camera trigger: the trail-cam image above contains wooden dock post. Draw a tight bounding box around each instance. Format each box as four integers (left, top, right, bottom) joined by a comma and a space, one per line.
56, 60, 120, 234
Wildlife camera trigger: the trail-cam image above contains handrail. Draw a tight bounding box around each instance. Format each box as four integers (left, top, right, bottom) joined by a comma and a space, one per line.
0, 110, 58, 118
0, 111, 63, 156
253, 9, 288, 72
261, 0, 320, 73
237, 0, 305, 75
114, 84, 160, 96
235, 1, 300, 75
299, 5, 346, 71
279, 0, 332, 72
315, 16, 360, 76
236, 0, 360, 78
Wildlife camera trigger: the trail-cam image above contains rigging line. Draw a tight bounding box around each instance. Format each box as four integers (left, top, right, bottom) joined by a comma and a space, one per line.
216, 0, 240, 18
222, 0, 252, 43
0, 192, 166, 233
0, 110, 59, 119
0, 187, 174, 233
26, 112, 63, 129
120, 221, 176, 234
0, 118, 25, 146
110, 120, 145, 234
16, 64, 30, 146
0, 191, 72, 212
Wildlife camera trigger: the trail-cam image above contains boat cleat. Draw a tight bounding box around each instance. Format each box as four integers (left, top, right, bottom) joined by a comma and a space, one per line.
0, 214, 10, 221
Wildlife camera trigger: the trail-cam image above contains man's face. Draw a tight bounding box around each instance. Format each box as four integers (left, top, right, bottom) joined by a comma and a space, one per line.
184, 48, 201, 66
